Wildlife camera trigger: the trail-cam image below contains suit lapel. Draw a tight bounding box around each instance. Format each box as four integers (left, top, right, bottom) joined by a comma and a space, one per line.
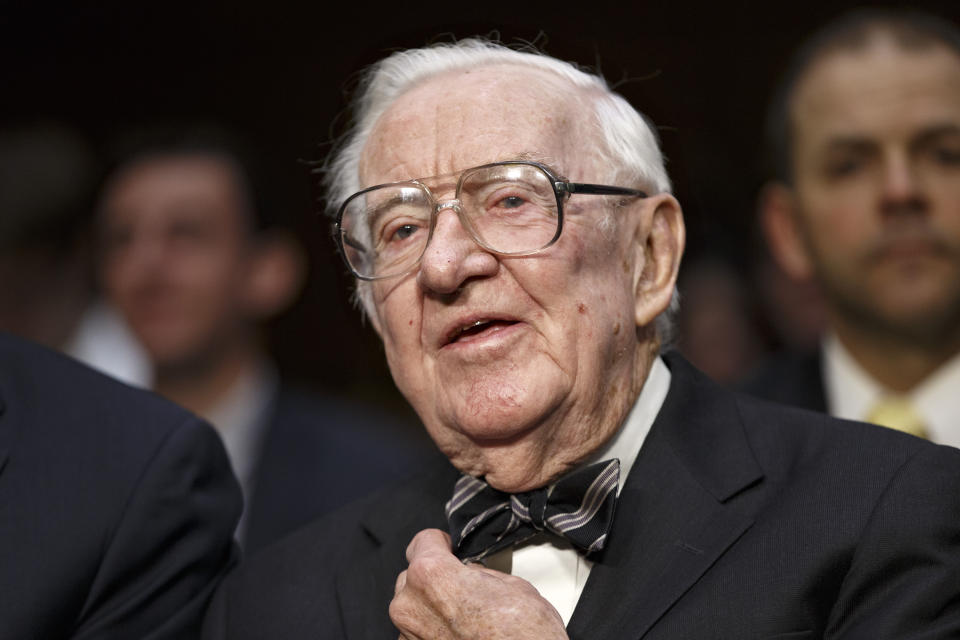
335, 460, 458, 639
567, 354, 763, 639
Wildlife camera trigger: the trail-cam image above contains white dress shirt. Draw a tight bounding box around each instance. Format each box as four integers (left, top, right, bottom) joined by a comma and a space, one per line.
66, 300, 152, 388
205, 362, 278, 543
823, 333, 960, 449
483, 356, 672, 625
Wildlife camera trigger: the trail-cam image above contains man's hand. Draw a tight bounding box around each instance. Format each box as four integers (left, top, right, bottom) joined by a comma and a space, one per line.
389, 529, 569, 640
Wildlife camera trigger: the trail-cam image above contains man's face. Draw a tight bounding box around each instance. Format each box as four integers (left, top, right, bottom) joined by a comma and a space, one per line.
99, 155, 254, 371
359, 65, 669, 491
787, 37, 960, 343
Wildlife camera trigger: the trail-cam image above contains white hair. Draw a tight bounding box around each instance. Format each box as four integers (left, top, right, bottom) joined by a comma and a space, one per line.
323, 38, 678, 345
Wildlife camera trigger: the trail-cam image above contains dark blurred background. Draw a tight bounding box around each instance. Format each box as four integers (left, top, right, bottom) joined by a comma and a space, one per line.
3, 0, 958, 420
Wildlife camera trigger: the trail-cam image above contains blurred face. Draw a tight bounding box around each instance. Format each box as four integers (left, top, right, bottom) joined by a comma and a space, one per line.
99, 155, 254, 371
359, 66, 670, 491
788, 36, 960, 344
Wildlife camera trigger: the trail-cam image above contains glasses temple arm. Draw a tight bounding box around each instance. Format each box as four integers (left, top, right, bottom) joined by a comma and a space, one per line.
558, 182, 648, 198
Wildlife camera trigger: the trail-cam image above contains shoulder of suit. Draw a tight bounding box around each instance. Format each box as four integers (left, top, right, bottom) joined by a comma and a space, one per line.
0, 331, 207, 448
737, 349, 823, 405
732, 387, 937, 479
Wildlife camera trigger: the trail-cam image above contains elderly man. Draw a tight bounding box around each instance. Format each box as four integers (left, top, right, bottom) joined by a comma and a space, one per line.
750, 9, 960, 446
204, 40, 960, 639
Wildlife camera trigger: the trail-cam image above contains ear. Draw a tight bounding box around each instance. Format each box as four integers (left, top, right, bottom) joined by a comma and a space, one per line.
633, 193, 685, 328
759, 182, 813, 280
241, 230, 307, 319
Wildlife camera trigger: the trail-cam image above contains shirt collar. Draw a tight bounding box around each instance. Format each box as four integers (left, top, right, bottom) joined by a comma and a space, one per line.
911, 350, 960, 446
823, 333, 960, 447
205, 361, 278, 493
584, 355, 671, 493
822, 332, 879, 423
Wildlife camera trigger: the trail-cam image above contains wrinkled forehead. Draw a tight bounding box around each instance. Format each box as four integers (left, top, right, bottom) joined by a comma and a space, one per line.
358, 64, 603, 189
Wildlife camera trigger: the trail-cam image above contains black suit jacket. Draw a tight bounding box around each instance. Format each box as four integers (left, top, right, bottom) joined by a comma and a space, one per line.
740, 349, 827, 413
0, 332, 242, 639
203, 353, 960, 639
243, 387, 429, 553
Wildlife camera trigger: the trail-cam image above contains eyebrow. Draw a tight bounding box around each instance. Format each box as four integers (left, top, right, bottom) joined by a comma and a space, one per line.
507, 152, 569, 181
822, 136, 875, 153
912, 123, 960, 147
823, 122, 960, 152
362, 154, 571, 191
365, 189, 423, 230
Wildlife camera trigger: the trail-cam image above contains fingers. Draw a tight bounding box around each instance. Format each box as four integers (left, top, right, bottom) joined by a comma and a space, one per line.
405, 528, 453, 562
391, 528, 569, 639
392, 529, 460, 638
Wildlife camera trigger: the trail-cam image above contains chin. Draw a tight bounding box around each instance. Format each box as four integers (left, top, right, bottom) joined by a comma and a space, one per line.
454, 385, 564, 439
478, 453, 572, 492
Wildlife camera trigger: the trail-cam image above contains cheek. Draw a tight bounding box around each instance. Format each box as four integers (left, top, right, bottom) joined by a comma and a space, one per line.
184, 261, 242, 307
101, 258, 133, 298
376, 284, 426, 368
800, 193, 873, 255
562, 254, 636, 356
930, 191, 960, 239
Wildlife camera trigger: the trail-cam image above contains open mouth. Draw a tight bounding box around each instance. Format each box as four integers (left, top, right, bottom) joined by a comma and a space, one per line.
447, 319, 519, 345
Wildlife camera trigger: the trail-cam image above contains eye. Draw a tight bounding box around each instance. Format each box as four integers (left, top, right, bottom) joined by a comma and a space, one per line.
393, 223, 419, 240
170, 219, 213, 242
378, 217, 424, 247
913, 129, 960, 167
933, 145, 960, 165
820, 141, 875, 181
824, 157, 863, 178
498, 195, 527, 209
101, 224, 133, 253
486, 187, 539, 213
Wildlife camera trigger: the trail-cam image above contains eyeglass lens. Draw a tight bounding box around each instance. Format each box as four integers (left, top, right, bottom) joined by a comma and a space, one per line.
340, 163, 560, 279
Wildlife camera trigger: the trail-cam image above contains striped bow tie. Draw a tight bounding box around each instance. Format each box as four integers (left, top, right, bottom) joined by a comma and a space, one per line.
445, 459, 620, 563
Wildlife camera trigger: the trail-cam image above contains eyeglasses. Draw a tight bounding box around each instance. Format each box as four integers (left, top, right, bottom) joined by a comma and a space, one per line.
334, 160, 648, 281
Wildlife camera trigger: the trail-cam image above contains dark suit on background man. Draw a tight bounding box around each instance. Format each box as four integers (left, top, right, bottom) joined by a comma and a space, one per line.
204, 354, 960, 639
741, 350, 827, 414
0, 331, 241, 639
243, 387, 426, 553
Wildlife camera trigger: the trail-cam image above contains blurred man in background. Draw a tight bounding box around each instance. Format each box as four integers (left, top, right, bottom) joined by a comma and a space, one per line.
0, 122, 149, 385
749, 9, 960, 448
98, 127, 423, 552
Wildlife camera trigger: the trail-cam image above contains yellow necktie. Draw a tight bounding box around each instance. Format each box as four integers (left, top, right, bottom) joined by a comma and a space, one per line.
866, 396, 928, 439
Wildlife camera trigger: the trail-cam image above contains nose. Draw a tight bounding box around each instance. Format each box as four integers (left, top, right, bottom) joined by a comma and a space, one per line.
880, 151, 926, 217
417, 202, 498, 295
107, 226, 168, 288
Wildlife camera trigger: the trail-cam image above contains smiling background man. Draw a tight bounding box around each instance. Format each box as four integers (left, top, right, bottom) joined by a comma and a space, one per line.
751, 9, 960, 446
204, 39, 960, 639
